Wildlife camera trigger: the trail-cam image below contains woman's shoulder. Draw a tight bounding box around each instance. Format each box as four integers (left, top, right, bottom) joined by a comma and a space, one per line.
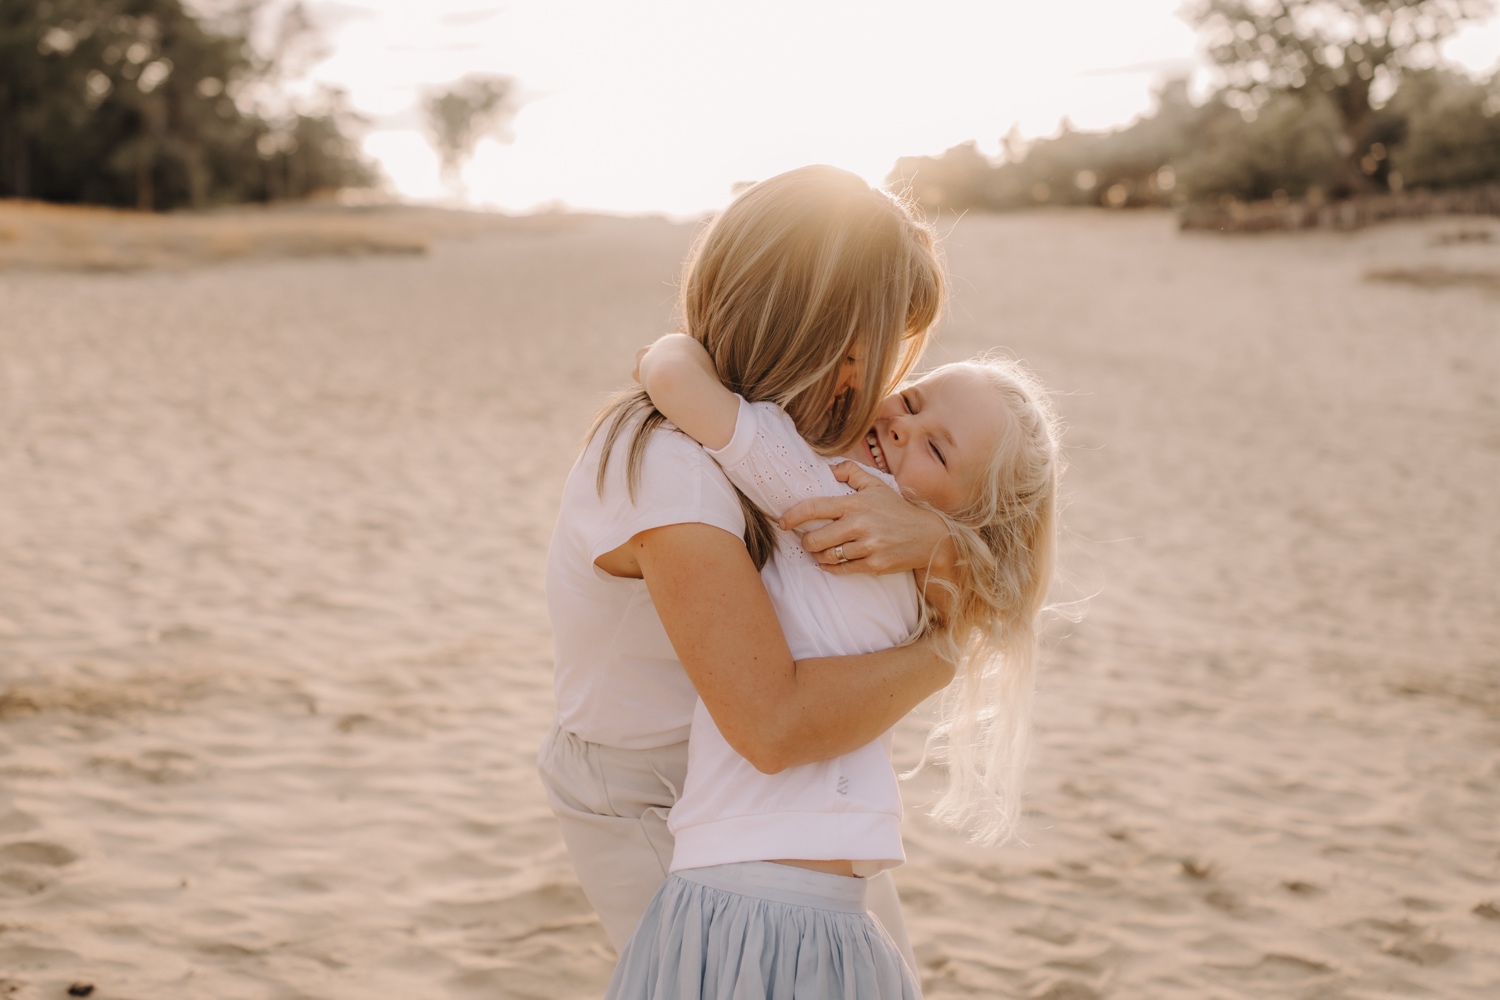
560, 415, 744, 546
581, 411, 738, 503
621, 416, 729, 476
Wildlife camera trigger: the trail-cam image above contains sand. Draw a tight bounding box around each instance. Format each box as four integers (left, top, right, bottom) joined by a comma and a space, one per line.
0, 207, 1496, 999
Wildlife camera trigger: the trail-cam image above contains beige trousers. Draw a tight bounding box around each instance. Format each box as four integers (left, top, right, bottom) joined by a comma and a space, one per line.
536, 723, 917, 972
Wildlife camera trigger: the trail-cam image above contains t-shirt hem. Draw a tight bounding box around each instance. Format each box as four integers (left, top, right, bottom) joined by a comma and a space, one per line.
670, 810, 905, 875
587, 506, 747, 573
704, 395, 757, 468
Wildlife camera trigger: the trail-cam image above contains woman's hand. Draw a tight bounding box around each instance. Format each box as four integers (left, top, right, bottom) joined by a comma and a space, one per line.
781, 462, 955, 577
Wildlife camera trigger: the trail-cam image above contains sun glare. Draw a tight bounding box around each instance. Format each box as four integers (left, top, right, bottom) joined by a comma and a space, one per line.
362, 130, 444, 201
313, 0, 1500, 216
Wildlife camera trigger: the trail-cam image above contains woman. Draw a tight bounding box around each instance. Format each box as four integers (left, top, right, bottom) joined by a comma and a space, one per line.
538, 166, 954, 961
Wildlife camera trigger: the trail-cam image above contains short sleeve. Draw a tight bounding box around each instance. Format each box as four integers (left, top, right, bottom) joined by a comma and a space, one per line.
706, 397, 842, 520
588, 423, 747, 563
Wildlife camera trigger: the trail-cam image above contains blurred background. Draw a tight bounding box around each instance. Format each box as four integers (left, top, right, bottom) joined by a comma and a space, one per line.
2, 0, 1499, 219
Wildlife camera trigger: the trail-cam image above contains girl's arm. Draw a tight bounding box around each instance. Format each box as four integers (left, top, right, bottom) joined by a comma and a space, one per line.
635, 333, 738, 451
635, 333, 958, 619
629, 339, 951, 759
624, 521, 954, 773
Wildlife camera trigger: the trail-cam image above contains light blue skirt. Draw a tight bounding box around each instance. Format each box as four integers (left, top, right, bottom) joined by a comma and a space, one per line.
606, 861, 921, 999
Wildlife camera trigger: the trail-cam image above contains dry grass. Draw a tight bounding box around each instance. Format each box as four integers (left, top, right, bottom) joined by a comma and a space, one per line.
0, 199, 581, 271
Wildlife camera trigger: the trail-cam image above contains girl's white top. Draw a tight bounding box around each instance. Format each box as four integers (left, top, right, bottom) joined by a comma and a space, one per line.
668, 398, 921, 876
545, 417, 746, 750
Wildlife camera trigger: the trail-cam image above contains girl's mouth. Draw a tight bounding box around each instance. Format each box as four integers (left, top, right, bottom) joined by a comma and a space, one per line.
865, 430, 889, 473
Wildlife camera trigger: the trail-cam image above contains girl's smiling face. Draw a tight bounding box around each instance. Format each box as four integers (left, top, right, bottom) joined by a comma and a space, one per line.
849, 366, 1009, 513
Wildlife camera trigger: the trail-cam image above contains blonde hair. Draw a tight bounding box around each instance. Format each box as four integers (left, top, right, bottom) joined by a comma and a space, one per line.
914, 356, 1063, 846
591, 165, 944, 568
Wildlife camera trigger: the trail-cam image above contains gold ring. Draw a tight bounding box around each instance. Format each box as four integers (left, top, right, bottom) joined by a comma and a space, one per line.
834, 544, 847, 563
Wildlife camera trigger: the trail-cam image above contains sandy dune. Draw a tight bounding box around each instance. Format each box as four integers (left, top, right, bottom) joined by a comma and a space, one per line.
0, 208, 1496, 999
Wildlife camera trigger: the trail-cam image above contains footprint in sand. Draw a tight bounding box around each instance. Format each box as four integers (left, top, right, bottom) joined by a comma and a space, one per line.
0, 840, 79, 898
1026, 976, 1100, 1000
1208, 952, 1336, 987
89, 749, 203, 784
0, 840, 78, 866
1379, 932, 1456, 967
1350, 916, 1458, 968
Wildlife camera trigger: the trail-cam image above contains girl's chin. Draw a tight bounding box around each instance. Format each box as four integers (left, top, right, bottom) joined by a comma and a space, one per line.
843, 429, 888, 473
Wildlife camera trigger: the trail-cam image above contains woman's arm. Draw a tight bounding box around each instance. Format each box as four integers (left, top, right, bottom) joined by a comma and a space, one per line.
781, 462, 959, 598
621, 521, 955, 774
635, 333, 738, 451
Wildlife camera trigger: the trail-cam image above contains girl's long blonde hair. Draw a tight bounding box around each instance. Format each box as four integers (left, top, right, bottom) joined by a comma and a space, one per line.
916, 356, 1064, 846
590, 165, 944, 568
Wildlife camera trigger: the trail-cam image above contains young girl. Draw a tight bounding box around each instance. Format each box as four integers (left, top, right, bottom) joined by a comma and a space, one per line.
539, 166, 956, 961
612, 334, 1062, 999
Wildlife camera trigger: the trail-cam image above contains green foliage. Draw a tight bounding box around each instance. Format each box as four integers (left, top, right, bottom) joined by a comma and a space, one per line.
1174, 92, 1343, 200
891, 140, 997, 212
1186, 0, 1492, 95
891, 80, 1200, 211
1387, 68, 1500, 188
0, 0, 374, 210
1182, 0, 1495, 194
890, 1, 1499, 214
889, 66, 1498, 213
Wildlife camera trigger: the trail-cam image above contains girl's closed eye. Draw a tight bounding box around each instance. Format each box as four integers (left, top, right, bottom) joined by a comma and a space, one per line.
931, 440, 946, 466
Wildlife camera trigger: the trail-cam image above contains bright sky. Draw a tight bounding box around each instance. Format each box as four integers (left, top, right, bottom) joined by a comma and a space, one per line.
293, 0, 1500, 217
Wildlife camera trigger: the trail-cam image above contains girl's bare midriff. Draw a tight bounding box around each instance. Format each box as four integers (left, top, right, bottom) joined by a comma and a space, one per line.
771, 859, 858, 877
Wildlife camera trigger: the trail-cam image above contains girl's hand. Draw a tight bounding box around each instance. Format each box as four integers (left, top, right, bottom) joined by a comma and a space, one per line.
780, 462, 955, 576
631, 334, 682, 383
633, 333, 715, 385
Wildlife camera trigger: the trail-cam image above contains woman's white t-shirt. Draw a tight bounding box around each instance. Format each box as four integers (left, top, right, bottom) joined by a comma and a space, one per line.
544, 417, 746, 750
667, 397, 922, 875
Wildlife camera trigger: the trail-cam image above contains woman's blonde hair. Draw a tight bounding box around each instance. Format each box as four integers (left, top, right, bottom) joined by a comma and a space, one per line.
591, 165, 944, 568
915, 356, 1064, 846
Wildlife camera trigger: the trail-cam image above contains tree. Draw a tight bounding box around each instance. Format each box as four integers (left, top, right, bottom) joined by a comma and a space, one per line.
0, 0, 117, 199
888, 141, 996, 213
1184, 0, 1495, 196
1386, 67, 1500, 187
422, 74, 518, 192
889, 80, 1205, 213
0, 0, 372, 210
1174, 91, 1343, 201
